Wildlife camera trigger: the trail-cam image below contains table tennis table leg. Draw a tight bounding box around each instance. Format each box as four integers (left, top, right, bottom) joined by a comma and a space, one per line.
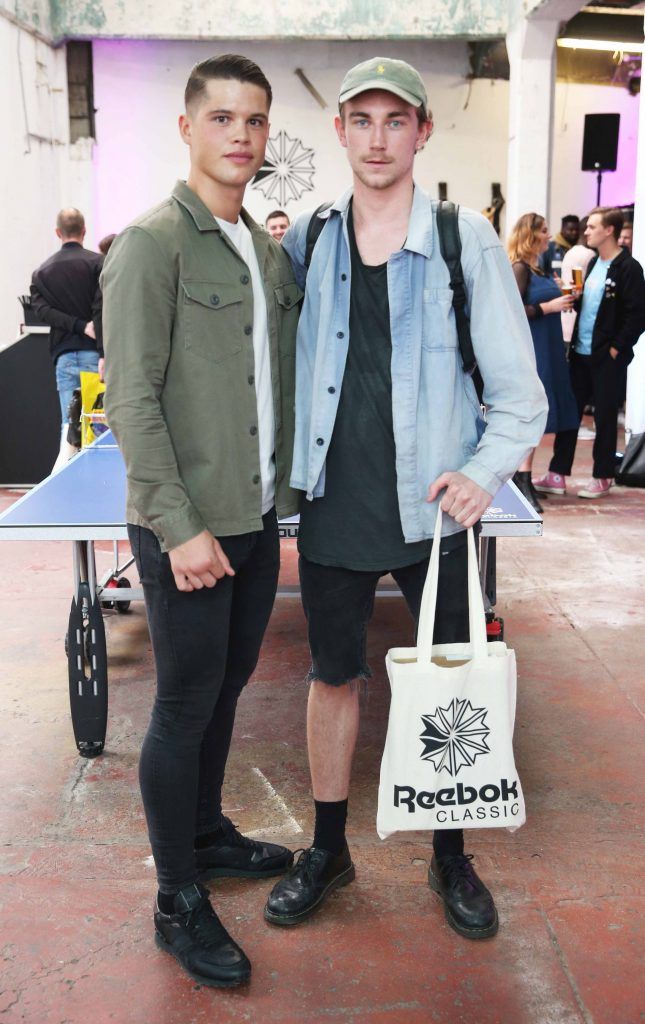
479, 536, 497, 612
67, 539, 108, 758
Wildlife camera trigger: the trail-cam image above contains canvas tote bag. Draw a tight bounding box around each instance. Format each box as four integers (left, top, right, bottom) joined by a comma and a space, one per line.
377, 509, 525, 839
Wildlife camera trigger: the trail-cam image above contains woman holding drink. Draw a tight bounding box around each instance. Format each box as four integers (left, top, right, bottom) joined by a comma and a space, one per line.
507, 213, 580, 512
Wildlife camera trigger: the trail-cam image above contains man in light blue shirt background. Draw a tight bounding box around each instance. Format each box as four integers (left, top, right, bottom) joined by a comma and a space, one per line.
575, 256, 613, 356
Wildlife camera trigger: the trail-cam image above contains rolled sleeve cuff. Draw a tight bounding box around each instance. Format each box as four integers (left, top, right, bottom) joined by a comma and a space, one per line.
459, 461, 504, 499
155, 505, 207, 552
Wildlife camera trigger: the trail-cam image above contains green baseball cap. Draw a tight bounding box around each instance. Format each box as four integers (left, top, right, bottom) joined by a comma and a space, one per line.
339, 57, 428, 111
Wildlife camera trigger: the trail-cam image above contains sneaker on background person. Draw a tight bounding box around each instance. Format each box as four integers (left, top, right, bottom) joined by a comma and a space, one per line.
577, 424, 596, 440
578, 478, 613, 499
533, 471, 566, 496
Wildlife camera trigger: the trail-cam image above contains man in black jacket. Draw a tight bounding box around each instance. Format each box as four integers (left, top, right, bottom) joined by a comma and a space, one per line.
30, 208, 103, 468
534, 207, 645, 499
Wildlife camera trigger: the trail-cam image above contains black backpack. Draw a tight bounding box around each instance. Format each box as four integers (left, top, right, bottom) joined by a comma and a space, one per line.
305, 200, 484, 403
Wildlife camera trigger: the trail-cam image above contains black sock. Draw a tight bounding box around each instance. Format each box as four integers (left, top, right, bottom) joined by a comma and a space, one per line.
157, 890, 177, 914
433, 828, 465, 860
313, 798, 348, 856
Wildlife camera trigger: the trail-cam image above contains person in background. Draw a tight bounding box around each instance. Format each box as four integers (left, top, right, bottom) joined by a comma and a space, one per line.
534, 207, 645, 499
265, 209, 290, 242
540, 214, 579, 278
507, 213, 579, 512
619, 222, 633, 254
98, 233, 117, 255
560, 215, 596, 352
30, 207, 103, 471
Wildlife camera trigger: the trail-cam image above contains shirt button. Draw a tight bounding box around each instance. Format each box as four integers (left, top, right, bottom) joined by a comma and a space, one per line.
250, 425, 258, 436
210, 294, 220, 306
248, 374, 255, 385
240, 274, 250, 285
328, 386, 336, 394
316, 437, 324, 446
252, 474, 260, 484
244, 325, 253, 335
341, 274, 347, 281
336, 331, 344, 339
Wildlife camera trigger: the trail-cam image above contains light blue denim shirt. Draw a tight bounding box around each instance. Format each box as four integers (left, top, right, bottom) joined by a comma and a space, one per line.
283, 185, 548, 541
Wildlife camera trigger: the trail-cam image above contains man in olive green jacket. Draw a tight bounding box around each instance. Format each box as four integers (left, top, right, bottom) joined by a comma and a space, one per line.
102, 55, 300, 989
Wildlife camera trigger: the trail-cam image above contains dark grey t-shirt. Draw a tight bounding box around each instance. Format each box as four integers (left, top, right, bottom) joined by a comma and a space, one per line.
297, 206, 435, 571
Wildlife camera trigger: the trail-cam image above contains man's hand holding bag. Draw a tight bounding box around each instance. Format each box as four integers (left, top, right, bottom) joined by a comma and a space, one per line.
377, 509, 525, 839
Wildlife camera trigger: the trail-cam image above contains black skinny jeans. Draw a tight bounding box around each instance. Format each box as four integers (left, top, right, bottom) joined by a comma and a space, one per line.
128, 510, 280, 893
550, 349, 623, 480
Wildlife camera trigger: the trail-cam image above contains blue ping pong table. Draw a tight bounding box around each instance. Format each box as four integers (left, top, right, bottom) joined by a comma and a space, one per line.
0, 431, 542, 758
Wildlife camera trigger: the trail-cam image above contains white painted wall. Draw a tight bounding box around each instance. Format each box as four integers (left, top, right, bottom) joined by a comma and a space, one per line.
91, 38, 639, 246
90, 39, 511, 241
1, 31, 639, 349
0, 17, 94, 349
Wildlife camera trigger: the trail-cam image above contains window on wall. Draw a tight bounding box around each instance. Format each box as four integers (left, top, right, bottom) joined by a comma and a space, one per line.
66, 42, 96, 142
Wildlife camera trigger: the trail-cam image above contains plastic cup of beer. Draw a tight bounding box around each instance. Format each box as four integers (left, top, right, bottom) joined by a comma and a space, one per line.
561, 283, 574, 311
572, 267, 583, 289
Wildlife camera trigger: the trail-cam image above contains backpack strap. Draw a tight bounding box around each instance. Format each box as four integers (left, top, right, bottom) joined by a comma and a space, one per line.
304, 202, 333, 269
436, 201, 484, 402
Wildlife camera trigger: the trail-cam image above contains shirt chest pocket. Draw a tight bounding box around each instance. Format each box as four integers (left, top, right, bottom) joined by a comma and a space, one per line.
421, 287, 458, 351
274, 281, 303, 312
181, 280, 244, 364
273, 281, 304, 354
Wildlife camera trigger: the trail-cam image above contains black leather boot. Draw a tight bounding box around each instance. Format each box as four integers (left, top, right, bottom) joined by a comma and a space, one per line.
512, 471, 543, 514
429, 854, 498, 939
264, 843, 355, 926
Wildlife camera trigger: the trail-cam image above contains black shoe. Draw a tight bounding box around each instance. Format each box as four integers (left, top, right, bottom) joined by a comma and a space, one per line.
529, 482, 545, 514
264, 843, 355, 926
429, 854, 498, 939
196, 815, 294, 880
512, 471, 543, 514
154, 882, 251, 987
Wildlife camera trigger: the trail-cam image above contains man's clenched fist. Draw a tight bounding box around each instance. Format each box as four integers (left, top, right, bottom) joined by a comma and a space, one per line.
427, 471, 492, 528
168, 530, 235, 592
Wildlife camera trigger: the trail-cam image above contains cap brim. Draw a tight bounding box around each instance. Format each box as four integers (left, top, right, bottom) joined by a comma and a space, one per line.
338, 80, 424, 109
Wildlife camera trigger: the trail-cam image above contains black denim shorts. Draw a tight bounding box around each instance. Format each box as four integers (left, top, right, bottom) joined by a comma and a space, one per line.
298, 532, 470, 687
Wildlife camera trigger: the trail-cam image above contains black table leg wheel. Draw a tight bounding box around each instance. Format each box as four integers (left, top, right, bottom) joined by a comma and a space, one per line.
116, 576, 131, 613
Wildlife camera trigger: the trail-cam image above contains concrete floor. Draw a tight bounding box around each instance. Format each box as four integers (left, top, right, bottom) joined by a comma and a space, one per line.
0, 429, 643, 1024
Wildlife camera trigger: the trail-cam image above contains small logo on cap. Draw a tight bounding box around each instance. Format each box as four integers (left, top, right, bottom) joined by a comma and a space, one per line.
377, 64, 385, 74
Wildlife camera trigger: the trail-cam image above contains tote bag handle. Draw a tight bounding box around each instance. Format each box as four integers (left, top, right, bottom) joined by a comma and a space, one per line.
417, 508, 488, 663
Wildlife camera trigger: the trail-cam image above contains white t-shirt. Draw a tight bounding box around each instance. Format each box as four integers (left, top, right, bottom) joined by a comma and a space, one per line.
215, 216, 276, 515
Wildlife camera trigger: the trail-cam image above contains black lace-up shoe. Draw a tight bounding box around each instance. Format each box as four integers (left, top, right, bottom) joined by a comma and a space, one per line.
154, 882, 251, 987
196, 815, 294, 880
264, 843, 355, 926
428, 854, 498, 939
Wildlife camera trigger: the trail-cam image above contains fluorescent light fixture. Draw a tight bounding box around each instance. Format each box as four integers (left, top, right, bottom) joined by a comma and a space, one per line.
557, 37, 643, 52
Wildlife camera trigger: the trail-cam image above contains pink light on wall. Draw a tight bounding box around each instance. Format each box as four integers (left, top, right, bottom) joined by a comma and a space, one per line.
91, 39, 189, 244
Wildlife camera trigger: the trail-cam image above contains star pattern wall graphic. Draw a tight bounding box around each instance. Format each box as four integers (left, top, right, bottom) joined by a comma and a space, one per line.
252, 130, 316, 207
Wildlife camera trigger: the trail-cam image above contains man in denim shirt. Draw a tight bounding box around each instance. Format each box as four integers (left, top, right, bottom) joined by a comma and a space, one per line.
265, 58, 547, 939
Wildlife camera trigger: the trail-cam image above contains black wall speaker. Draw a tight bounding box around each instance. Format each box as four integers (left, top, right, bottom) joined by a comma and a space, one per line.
581, 113, 620, 172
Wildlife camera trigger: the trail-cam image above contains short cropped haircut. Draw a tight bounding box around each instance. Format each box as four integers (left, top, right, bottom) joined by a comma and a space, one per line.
56, 208, 85, 238
561, 215, 579, 225
266, 210, 289, 224
589, 207, 624, 240
98, 233, 117, 255
185, 54, 272, 111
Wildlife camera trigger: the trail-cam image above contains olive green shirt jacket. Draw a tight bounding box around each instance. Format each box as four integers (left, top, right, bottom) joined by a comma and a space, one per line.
102, 181, 301, 551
